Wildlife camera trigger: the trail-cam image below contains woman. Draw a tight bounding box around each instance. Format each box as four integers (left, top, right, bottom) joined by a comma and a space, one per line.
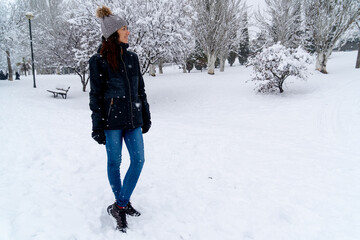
89, 6, 151, 232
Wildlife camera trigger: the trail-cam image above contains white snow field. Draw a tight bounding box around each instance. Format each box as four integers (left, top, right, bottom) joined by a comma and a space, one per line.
0, 51, 359, 240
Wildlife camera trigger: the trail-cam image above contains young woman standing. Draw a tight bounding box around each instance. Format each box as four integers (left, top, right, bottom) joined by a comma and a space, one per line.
89, 6, 151, 232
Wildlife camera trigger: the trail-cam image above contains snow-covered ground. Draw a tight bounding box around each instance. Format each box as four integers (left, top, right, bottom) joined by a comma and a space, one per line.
0, 51, 359, 240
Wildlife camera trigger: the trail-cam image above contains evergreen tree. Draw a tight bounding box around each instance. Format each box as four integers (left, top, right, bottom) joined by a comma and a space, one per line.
215, 57, 220, 68
186, 57, 194, 72
238, 10, 249, 65
227, 51, 237, 66
193, 41, 207, 71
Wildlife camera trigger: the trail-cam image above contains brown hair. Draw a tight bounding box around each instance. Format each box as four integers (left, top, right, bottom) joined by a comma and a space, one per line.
100, 31, 120, 70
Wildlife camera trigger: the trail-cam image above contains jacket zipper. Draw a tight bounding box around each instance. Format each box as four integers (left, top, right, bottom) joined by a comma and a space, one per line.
120, 50, 135, 128
108, 98, 113, 118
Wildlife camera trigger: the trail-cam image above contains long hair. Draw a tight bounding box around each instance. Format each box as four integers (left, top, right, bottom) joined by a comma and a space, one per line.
100, 31, 120, 70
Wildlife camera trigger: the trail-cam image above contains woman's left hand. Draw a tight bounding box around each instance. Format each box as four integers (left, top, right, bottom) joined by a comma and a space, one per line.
142, 123, 151, 134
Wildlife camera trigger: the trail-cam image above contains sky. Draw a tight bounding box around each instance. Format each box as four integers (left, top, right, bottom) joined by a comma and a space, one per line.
247, 0, 266, 10
247, 0, 267, 38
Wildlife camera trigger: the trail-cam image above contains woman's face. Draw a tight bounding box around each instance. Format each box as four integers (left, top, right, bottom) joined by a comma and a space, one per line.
117, 26, 130, 44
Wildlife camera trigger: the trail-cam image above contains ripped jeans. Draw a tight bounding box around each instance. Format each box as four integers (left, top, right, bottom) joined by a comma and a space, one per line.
105, 127, 145, 207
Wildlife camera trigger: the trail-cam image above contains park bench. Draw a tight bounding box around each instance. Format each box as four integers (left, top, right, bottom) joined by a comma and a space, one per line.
47, 87, 70, 99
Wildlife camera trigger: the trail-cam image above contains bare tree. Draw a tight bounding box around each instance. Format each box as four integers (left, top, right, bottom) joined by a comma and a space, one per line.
256, 0, 302, 49
193, 0, 244, 75
304, 0, 360, 73
218, 0, 245, 72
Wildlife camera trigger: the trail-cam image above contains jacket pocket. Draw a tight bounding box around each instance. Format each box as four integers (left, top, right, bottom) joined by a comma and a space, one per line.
105, 97, 128, 128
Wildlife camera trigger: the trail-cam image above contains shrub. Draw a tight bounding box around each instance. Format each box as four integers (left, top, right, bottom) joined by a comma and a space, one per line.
248, 43, 312, 93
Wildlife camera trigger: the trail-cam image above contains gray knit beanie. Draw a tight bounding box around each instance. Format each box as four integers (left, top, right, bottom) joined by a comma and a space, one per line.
96, 6, 127, 39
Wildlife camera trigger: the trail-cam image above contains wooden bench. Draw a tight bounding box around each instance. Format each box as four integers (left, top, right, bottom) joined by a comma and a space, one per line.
47, 87, 70, 99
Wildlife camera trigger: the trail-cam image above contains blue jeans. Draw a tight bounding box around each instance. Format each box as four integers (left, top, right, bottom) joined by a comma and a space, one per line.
105, 127, 145, 207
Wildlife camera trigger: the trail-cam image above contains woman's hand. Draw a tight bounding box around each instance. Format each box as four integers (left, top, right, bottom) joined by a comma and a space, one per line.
142, 123, 151, 134
92, 130, 106, 145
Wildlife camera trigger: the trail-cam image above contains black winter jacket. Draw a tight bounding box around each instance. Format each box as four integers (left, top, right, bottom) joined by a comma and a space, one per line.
89, 43, 151, 131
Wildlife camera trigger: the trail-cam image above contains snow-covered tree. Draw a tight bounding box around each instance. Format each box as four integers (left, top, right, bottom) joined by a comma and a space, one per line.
0, 0, 29, 81
28, 0, 68, 73
256, 0, 302, 49
0, 2, 10, 75
24, 0, 99, 90
334, 19, 360, 68
250, 30, 268, 55
162, 0, 196, 74
304, 0, 360, 73
92, 0, 194, 75
192, 0, 244, 75
218, 0, 245, 72
335, 20, 360, 48
248, 43, 312, 93
67, 0, 101, 91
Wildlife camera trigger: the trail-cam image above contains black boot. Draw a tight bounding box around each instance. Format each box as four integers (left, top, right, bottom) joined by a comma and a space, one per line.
107, 203, 127, 232
125, 202, 141, 217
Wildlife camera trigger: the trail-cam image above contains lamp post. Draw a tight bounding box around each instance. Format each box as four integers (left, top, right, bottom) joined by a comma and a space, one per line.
25, 12, 36, 88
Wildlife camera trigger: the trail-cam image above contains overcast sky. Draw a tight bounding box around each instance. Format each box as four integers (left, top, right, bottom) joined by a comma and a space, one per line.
247, 0, 266, 10
246, 0, 267, 38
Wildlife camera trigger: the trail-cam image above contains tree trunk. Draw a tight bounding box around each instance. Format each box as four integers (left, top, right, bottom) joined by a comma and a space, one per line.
279, 78, 285, 93
149, 64, 156, 77
182, 64, 186, 73
220, 55, 226, 72
356, 41, 360, 68
316, 50, 331, 74
22, 58, 27, 76
82, 70, 86, 92
75, 64, 89, 92
207, 53, 216, 75
159, 59, 163, 74
6, 50, 13, 81
85, 75, 90, 91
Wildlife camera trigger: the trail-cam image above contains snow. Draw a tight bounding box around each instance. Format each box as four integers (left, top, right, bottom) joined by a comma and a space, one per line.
1, 51, 360, 240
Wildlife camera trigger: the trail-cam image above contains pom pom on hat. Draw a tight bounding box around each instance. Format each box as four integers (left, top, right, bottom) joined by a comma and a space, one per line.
95, 6, 128, 39
96, 6, 112, 18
